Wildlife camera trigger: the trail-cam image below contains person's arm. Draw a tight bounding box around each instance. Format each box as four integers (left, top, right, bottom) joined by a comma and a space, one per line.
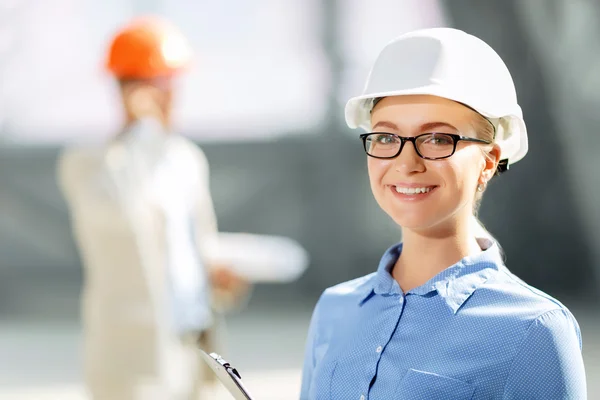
502, 308, 587, 399
190, 145, 249, 311
191, 146, 219, 255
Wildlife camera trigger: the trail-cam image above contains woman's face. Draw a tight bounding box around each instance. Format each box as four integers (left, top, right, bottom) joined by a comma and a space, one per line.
367, 95, 500, 235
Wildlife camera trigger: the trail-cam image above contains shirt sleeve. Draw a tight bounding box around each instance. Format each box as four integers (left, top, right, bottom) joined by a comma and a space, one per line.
300, 295, 324, 400
502, 308, 587, 399
190, 144, 219, 256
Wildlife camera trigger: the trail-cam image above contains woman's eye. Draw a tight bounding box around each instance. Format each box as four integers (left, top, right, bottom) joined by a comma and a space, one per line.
425, 134, 452, 145
374, 134, 395, 144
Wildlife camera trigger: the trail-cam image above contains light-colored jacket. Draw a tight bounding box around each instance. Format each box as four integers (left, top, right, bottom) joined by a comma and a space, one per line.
57, 119, 221, 399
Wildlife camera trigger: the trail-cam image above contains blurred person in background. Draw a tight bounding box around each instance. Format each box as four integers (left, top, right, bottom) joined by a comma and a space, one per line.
301, 28, 586, 399
57, 15, 248, 400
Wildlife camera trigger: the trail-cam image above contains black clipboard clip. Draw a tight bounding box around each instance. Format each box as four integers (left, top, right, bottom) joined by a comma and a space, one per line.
200, 349, 255, 400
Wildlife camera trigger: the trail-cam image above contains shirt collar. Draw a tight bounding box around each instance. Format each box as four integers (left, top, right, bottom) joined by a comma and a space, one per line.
359, 238, 503, 314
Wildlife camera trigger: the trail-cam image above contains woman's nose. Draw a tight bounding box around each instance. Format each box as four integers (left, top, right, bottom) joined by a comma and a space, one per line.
393, 141, 425, 173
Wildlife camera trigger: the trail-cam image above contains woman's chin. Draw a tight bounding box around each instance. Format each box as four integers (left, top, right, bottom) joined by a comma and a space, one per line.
388, 213, 438, 232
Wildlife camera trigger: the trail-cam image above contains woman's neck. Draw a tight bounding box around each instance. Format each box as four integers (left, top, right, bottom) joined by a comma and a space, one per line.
392, 223, 482, 293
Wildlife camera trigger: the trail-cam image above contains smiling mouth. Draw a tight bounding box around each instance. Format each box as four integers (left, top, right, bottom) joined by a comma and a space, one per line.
392, 185, 437, 195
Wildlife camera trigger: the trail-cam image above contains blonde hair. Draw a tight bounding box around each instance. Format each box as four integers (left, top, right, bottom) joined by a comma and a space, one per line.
470, 112, 496, 210
470, 112, 500, 245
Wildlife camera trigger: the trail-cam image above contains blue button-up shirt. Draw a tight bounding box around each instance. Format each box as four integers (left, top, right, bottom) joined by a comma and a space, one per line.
301, 240, 587, 399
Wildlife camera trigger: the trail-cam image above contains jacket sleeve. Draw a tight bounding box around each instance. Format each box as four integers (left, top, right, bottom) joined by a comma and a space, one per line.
189, 144, 219, 259
502, 309, 587, 399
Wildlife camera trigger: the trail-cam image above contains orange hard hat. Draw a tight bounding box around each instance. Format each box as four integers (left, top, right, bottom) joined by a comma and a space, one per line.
106, 16, 192, 80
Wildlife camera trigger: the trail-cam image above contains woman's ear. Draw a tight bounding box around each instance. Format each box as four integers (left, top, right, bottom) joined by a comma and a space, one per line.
480, 143, 502, 183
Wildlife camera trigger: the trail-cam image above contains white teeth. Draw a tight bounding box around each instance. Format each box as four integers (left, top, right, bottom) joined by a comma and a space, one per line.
394, 186, 433, 194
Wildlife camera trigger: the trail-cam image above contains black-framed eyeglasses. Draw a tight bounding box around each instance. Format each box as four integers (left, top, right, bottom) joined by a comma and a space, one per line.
359, 132, 491, 160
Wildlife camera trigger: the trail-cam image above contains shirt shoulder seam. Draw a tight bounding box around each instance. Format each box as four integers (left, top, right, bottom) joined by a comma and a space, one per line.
500, 308, 568, 397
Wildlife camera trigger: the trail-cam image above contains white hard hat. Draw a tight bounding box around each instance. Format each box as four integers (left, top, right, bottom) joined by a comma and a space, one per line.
345, 27, 528, 170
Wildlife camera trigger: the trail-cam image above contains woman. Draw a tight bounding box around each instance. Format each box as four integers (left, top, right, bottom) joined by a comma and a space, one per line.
300, 28, 586, 399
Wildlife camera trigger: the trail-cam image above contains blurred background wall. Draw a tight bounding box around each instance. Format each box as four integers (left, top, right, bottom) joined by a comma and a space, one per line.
0, 1, 598, 398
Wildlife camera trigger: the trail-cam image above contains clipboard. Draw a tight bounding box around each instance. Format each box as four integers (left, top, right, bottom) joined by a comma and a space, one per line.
199, 349, 255, 400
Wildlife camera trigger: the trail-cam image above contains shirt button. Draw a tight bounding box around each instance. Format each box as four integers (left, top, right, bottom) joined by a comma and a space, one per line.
376, 346, 383, 353
360, 395, 365, 400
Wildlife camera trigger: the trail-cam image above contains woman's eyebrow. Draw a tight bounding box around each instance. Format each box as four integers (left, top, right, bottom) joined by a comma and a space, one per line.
420, 122, 458, 132
372, 121, 460, 132
372, 121, 399, 130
